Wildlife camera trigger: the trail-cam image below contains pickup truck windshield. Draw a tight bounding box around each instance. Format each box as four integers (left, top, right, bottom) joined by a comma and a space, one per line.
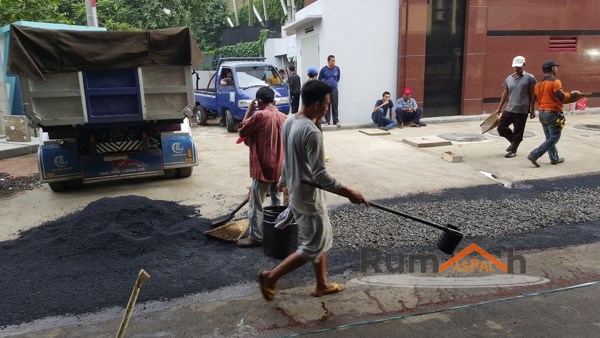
236, 66, 282, 89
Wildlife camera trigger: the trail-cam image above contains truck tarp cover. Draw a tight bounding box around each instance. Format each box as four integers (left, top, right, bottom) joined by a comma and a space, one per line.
7, 24, 203, 83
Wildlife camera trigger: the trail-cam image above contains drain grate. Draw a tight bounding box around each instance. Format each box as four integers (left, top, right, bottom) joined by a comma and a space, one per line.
439, 133, 486, 142
574, 124, 600, 131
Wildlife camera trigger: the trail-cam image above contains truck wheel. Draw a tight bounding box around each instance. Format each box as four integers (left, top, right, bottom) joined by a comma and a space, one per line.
194, 105, 207, 125
177, 167, 193, 178
225, 109, 237, 132
48, 181, 68, 192
164, 168, 177, 178
68, 179, 84, 189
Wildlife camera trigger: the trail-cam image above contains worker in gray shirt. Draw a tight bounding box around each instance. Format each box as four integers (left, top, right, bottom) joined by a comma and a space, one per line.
257, 80, 367, 302
492, 56, 537, 158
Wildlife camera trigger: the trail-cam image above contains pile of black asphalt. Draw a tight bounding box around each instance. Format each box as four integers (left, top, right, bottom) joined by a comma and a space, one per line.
0, 172, 40, 198
1, 174, 599, 327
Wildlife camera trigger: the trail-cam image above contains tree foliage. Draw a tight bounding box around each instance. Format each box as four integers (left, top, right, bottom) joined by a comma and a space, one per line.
184, 0, 228, 51
0, 0, 299, 49
0, 0, 71, 26
235, 0, 304, 26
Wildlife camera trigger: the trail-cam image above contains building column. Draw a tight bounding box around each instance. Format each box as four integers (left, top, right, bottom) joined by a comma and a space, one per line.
397, 0, 428, 106
461, 0, 488, 115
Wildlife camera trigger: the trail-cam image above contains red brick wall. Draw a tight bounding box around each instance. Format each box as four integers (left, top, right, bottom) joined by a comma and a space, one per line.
399, 0, 600, 115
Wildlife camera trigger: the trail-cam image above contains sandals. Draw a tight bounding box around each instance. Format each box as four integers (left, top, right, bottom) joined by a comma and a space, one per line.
258, 270, 276, 302
311, 283, 346, 297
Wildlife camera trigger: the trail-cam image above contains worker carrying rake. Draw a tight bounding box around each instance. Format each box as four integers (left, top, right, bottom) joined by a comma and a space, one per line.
258, 80, 368, 302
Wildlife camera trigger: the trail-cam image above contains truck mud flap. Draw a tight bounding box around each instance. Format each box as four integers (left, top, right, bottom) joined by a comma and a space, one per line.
81, 150, 163, 182
39, 143, 83, 182
161, 134, 197, 168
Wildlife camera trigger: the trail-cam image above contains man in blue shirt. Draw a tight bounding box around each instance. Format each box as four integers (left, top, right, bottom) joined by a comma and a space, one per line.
372, 91, 397, 130
318, 55, 341, 126
395, 88, 425, 128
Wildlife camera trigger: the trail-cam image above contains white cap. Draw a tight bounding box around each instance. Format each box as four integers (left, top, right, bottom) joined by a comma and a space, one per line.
512, 56, 526, 67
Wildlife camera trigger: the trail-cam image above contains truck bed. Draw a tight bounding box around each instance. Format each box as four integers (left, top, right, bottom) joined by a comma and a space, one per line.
21, 66, 194, 127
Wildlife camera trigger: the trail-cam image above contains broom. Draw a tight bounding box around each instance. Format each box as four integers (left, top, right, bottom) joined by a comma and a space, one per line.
205, 219, 249, 241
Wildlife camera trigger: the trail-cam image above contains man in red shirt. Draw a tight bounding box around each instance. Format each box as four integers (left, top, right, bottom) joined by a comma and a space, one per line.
237, 87, 288, 247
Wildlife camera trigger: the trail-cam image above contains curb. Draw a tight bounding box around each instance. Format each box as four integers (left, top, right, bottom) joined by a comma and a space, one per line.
322, 108, 600, 132
0, 143, 38, 160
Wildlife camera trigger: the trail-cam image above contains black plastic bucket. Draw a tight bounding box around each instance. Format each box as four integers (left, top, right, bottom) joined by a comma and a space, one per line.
263, 205, 298, 259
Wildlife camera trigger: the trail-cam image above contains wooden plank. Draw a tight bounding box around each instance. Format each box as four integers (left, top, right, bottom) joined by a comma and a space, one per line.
442, 151, 464, 163
359, 129, 391, 136
402, 136, 452, 148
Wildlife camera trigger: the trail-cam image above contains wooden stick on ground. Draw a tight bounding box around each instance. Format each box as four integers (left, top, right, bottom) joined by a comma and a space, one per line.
116, 269, 151, 338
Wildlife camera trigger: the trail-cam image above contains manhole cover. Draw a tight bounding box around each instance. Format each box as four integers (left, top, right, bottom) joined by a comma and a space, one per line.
352, 274, 550, 288
438, 133, 486, 142
574, 124, 600, 131
488, 130, 535, 138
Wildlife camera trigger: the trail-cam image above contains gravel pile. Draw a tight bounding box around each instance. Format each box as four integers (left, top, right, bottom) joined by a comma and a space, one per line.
331, 187, 600, 250
1, 175, 599, 327
0, 172, 40, 198
0, 195, 215, 326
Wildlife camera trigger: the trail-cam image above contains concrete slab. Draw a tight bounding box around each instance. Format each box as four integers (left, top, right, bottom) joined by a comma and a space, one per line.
402, 135, 453, 148
3, 116, 31, 142
0, 136, 39, 160
359, 129, 391, 136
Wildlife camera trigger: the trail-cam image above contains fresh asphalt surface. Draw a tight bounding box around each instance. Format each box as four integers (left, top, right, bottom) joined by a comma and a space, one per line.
1, 173, 599, 327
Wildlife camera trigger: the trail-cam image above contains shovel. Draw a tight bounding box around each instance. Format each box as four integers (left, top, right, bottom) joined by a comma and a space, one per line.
301, 180, 464, 255
210, 194, 250, 228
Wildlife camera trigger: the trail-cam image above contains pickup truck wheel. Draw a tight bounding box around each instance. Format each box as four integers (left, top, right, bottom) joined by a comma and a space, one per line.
48, 181, 68, 192
194, 105, 207, 125
164, 168, 177, 178
177, 167, 193, 178
225, 109, 237, 132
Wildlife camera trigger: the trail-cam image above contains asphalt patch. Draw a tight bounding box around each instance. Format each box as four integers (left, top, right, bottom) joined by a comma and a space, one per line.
1, 174, 600, 327
0, 172, 41, 198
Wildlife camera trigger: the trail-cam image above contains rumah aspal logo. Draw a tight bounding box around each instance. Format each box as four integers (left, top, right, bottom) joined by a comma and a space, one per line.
440, 243, 508, 273
356, 243, 549, 288
360, 243, 525, 274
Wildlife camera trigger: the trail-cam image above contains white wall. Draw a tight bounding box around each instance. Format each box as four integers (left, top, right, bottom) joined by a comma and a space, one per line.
319, 0, 400, 124
264, 36, 296, 70
279, 0, 400, 124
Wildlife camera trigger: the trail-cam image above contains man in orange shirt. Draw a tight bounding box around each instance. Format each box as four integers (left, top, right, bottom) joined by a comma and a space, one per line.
527, 60, 589, 167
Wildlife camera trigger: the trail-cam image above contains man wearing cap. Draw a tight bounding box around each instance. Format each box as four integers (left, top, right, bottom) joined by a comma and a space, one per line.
395, 88, 425, 128
527, 61, 589, 167
492, 56, 537, 158
306, 66, 319, 81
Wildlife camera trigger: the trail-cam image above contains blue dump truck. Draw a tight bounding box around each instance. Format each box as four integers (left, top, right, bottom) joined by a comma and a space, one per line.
193, 57, 291, 132
8, 25, 202, 191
